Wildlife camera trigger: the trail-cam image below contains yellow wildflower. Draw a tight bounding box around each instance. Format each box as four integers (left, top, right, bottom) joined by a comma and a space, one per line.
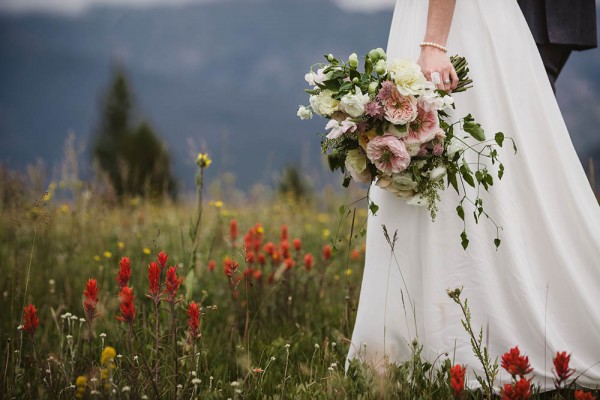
129, 197, 140, 206
345, 269, 353, 276
42, 192, 51, 202
103, 251, 112, 259
214, 201, 223, 208
143, 247, 151, 255
117, 241, 125, 249
317, 213, 330, 223
196, 153, 212, 168
101, 346, 117, 366
59, 204, 70, 213
94, 255, 101, 262
256, 225, 264, 235
322, 229, 331, 239
75, 375, 87, 399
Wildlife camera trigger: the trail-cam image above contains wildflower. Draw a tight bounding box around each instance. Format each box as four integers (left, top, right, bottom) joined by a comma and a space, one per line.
83, 279, 99, 322
281, 241, 290, 259
303, 253, 314, 271
553, 351, 574, 388
257, 253, 266, 266
322, 229, 331, 239
143, 247, 151, 255
284, 258, 295, 270
450, 364, 466, 398
117, 241, 125, 249
224, 258, 239, 277
23, 304, 38, 337
116, 257, 131, 289
75, 376, 87, 399
350, 249, 361, 261
157, 251, 168, 269
501, 377, 532, 400
574, 390, 596, 400
103, 251, 112, 259
187, 301, 201, 339
243, 267, 254, 278
117, 287, 136, 323
147, 262, 161, 298
263, 242, 275, 255
214, 200, 223, 208
229, 219, 238, 243
196, 153, 212, 168
94, 255, 101, 262
164, 266, 182, 303
253, 367, 264, 373
253, 269, 263, 281
208, 259, 216, 272
281, 224, 288, 241
271, 251, 281, 263
501, 346, 533, 378
322, 244, 332, 261
245, 251, 255, 264
292, 238, 302, 252
191, 378, 202, 386
101, 346, 117, 366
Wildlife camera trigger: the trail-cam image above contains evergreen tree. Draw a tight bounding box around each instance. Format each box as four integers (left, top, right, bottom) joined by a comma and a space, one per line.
93, 69, 176, 198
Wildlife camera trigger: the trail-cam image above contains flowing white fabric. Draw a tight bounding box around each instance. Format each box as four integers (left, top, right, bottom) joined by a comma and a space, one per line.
347, 0, 600, 391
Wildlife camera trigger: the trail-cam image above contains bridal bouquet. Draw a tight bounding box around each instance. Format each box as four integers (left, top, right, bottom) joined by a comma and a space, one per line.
298, 49, 515, 249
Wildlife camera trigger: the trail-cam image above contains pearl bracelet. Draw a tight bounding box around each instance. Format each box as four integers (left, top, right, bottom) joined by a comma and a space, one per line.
419, 41, 448, 53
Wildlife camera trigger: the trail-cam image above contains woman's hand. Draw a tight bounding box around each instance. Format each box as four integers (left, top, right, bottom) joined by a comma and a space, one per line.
417, 46, 458, 92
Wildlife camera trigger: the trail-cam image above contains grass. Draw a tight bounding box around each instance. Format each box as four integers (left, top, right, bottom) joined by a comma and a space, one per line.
0, 158, 599, 399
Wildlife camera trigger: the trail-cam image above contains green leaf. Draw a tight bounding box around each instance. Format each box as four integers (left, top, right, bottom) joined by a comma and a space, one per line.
494, 132, 505, 147
448, 171, 459, 194
456, 205, 465, 221
498, 164, 505, 180
339, 205, 348, 216
369, 202, 379, 215
342, 176, 351, 188
463, 120, 486, 141
460, 231, 469, 250
512, 139, 518, 154
484, 174, 494, 186
494, 238, 501, 249
475, 170, 483, 183
460, 165, 475, 188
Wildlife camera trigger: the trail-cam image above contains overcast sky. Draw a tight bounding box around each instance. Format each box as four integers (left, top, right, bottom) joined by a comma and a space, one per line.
0, 0, 397, 14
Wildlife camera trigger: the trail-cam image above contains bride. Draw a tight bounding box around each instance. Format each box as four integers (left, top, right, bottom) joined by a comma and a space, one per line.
347, 0, 600, 391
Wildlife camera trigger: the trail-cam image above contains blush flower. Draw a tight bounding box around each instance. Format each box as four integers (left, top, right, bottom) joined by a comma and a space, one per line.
449, 364, 466, 398
501, 346, 533, 378
404, 104, 440, 145
366, 135, 411, 174
116, 257, 131, 289
364, 100, 384, 119
23, 304, 39, 337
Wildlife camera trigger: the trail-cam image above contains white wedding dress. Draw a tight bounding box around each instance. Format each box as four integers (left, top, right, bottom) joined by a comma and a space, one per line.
347, 0, 600, 391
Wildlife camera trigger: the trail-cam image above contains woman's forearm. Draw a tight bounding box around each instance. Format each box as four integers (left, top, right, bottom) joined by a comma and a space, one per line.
423, 0, 457, 46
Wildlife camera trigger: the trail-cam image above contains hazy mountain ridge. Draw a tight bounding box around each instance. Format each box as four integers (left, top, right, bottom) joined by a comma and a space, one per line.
1, 0, 599, 190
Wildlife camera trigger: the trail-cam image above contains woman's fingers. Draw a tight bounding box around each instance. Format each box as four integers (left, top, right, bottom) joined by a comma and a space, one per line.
442, 71, 451, 92
450, 67, 459, 90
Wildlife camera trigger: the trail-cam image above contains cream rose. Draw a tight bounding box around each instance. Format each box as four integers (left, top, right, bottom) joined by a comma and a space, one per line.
309, 90, 339, 117
388, 59, 428, 96
340, 87, 370, 118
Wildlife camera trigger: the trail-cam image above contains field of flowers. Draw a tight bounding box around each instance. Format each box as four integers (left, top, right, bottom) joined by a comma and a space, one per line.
1, 157, 598, 400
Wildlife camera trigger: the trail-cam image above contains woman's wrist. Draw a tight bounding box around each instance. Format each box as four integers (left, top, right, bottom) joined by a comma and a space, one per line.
420, 41, 448, 53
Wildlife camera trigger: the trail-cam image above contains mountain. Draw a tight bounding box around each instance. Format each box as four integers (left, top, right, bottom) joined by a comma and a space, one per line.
0, 1, 599, 191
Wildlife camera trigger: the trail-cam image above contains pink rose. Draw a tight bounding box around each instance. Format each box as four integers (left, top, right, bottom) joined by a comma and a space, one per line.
366, 135, 411, 174
384, 94, 417, 125
403, 104, 440, 145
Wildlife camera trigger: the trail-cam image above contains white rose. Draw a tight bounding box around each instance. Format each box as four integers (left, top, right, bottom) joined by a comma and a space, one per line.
310, 90, 339, 117
446, 139, 466, 159
345, 149, 372, 183
339, 87, 370, 118
388, 59, 428, 96
429, 166, 447, 181
297, 106, 313, 120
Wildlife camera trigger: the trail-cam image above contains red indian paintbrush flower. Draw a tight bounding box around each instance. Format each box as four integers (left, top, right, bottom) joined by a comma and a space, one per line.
501, 377, 532, 400
224, 258, 239, 277
322, 244, 332, 261
257, 253, 266, 266
147, 261, 161, 298
187, 301, 201, 339
157, 251, 168, 269
284, 258, 295, 270
253, 269, 263, 281
208, 259, 216, 272
292, 238, 302, 251
450, 364, 466, 398
22, 304, 39, 336
280, 241, 290, 259
83, 278, 99, 321
501, 346, 533, 378
553, 351, 574, 388
164, 266, 182, 303
574, 390, 596, 400
280, 224, 288, 241
263, 242, 275, 256
229, 219, 238, 244
117, 286, 136, 323
116, 257, 131, 289
350, 249, 361, 261
303, 253, 314, 271
245, 251, 255, 264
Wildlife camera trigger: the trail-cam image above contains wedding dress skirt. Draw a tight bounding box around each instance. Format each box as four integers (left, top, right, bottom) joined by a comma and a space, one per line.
347, 0, 600, 390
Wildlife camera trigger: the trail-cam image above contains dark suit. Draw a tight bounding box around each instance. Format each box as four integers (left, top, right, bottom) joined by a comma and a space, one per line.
518, 0, 598, 91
